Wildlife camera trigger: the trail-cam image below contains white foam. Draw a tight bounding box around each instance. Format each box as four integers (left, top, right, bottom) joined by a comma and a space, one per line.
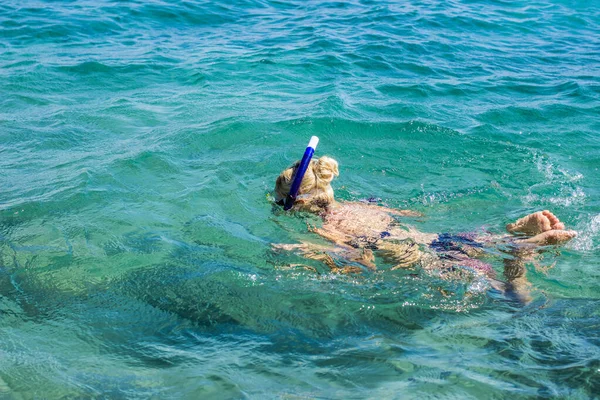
571, 214, 600, 252
523, 153, 586, 207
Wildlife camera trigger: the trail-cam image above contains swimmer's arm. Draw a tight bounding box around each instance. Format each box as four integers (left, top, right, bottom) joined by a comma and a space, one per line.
273, 238, 375, 272
347, 202, 423, 217
306, 223, 353, 249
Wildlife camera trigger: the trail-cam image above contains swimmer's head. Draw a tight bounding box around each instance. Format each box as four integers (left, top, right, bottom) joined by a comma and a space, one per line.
274, 156, 339, 212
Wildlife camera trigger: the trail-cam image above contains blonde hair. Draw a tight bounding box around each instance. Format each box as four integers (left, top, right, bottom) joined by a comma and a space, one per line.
274, 156, 339, 212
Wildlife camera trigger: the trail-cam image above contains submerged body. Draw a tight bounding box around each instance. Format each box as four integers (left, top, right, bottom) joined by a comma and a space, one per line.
273, 156, 577, 299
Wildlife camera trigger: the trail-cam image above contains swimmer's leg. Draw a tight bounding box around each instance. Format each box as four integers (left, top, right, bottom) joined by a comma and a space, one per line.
502, 246, 537, 304
482, 210, 575, 249
500, 223, 575, 304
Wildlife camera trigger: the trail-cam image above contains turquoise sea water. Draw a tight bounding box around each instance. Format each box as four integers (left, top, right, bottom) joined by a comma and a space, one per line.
1, 0, 600, 398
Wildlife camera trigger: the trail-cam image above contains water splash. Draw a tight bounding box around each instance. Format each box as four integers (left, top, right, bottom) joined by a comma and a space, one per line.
571, 213, 600, 252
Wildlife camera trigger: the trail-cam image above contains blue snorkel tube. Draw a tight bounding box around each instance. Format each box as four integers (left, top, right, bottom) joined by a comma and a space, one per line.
284, 136, 319, 210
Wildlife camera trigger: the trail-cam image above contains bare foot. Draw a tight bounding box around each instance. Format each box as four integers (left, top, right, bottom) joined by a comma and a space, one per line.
506, 210, 565, 235
522, 229, 577, 246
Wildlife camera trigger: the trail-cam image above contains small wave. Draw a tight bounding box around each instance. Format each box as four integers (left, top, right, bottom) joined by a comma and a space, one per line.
547, 187, 586, 207
56, 61, 171, 75
571, 214, 600, 252
521, 153, 586, 207
534, 153, 584, 183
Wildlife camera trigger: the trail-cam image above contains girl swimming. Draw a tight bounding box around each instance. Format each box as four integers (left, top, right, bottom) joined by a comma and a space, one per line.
272, 156, 577, 300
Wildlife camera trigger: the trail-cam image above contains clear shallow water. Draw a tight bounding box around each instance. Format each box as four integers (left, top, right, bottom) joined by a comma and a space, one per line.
1, 0, 599, 397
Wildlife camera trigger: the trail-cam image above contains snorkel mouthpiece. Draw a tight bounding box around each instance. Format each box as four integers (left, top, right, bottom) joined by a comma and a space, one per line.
284, 136, 319, 210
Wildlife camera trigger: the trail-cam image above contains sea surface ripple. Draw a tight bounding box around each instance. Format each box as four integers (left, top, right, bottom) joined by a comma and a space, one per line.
1, 0, 599, 398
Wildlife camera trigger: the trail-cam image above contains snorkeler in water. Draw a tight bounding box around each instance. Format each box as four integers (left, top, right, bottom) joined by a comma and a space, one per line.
272, 155, 577, 300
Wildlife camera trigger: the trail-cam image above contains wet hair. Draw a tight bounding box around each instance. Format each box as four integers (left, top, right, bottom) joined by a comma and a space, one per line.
274, 156, 339, 212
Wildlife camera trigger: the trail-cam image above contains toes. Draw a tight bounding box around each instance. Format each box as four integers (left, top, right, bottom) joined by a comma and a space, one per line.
529, 211, 552, 233
544, 211, 567, 230
541, 210, 556, 224
537, 212, 552, 232
508, 211, 568, 235
508, 212, 549, 235
542, 210, 563, 229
